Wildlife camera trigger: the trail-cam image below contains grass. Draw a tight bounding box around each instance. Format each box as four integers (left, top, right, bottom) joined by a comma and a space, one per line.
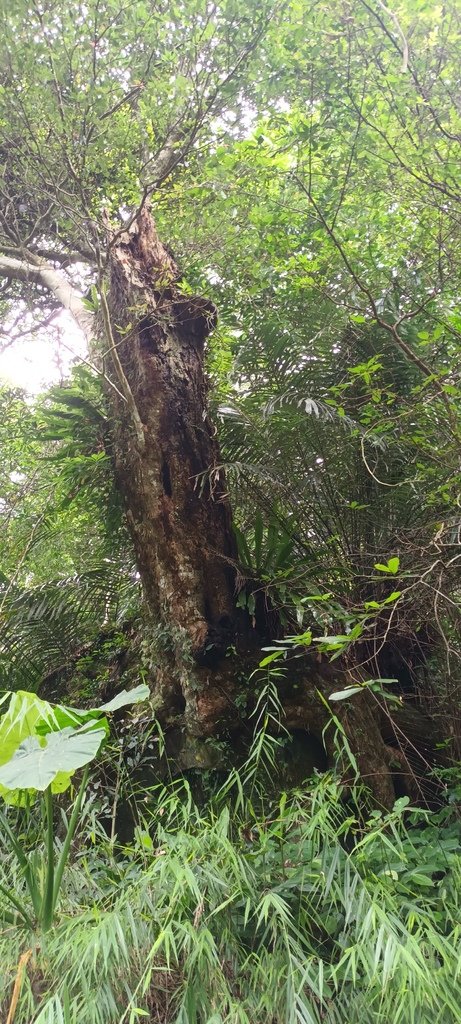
1, 761, 461, 1024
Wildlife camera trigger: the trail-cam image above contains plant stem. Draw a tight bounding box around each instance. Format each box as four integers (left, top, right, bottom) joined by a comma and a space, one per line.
52, 766, 89, 916
0, 807, 41, 917
42, 787, 55, 931
0, 880, 34, 930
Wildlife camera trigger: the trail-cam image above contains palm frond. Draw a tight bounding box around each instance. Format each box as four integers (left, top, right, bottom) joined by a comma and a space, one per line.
0, 562, 141, 690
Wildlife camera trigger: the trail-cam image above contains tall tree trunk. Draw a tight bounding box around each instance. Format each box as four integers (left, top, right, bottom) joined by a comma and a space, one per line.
102, 207, 238, 730
101, 207, 397, 806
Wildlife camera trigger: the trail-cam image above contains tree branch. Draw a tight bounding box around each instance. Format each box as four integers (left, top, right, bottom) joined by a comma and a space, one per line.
376, 0, 409, 73
0, 252, 126, 401
0, 253, 93, 342
0, 244, 90, 267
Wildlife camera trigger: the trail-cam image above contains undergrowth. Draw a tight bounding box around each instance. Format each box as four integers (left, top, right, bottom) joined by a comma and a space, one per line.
1, 716, 461, 1024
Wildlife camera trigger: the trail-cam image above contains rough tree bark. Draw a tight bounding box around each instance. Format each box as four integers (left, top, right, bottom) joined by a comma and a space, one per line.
97, 207, 398, 807
101, 207, 239, 732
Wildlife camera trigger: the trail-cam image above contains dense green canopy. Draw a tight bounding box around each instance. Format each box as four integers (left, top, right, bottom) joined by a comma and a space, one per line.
0, 0, 460, 700
1, 3, 461, 1023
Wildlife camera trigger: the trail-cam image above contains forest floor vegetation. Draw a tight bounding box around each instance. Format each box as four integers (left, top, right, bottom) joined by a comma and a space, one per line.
1, 742, 461, 1024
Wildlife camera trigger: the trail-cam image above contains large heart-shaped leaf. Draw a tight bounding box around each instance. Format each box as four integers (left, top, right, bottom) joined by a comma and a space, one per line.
0, 690, 87, 758
34, 684, 150, 732
0, 725, 106, 791
0, 685, 149, 803
97, 683, 149, 712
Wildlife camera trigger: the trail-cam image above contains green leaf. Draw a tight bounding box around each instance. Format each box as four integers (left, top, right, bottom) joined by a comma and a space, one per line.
0, 725, 106, 792
0, 690, 108, 802
374, 557, 400, 574
259, 651, 285, 667
97, 683, 150, 712
0, 691, 79, 774
329, 686, 363, 701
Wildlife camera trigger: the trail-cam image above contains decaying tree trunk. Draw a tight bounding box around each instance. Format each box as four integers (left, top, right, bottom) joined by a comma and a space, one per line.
101, 207, 239, 728
97, 207, 401, 808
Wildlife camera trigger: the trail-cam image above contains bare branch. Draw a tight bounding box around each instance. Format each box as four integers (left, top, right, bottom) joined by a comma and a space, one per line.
376, 0, 409, 73
100, 84, 144, 122
0, 253, 93, 343
0, 309, 59, 349
0, 244, 90, 267
0, 251, 126, 400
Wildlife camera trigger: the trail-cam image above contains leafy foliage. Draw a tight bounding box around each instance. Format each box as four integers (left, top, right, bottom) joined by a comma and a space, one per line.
0, 0, 460, 698
0, 367, 140, 688
0, 685, 148, 930
1, 3, 461, 1018
0, 563, 140, 690
1, 755, 461, 1023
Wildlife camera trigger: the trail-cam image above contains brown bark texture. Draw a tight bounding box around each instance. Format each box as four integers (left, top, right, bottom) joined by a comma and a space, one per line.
103, 208, 237, 710
98, 208, 431, 809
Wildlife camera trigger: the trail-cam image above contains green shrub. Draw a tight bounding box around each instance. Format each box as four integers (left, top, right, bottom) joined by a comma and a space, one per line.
1, 759, 460, 1024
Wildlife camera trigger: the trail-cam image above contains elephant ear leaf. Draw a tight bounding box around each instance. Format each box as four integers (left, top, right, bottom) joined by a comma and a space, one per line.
96, 683, 150, 712
0, 684, 148, 804
0, 724, 106, 795
0, 690, 82, 762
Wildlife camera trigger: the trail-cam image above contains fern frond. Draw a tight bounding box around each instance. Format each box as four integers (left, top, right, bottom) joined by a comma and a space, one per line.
0, 563, 140, 690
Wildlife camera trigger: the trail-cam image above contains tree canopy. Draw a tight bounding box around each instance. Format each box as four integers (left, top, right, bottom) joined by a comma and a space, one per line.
3, 3, 461, 1023
0, 0, 461, 785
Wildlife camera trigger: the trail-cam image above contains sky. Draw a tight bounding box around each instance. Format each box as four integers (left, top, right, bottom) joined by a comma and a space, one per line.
0, 313, 87, 394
